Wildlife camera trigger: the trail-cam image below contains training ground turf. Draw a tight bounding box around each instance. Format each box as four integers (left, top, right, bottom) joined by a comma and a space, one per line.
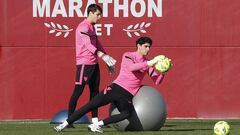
0, 119, 240, 135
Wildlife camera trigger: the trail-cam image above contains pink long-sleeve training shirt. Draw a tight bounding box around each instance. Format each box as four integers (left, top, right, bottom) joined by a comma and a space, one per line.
113, 51, 164, 96
75, 19, 105, 65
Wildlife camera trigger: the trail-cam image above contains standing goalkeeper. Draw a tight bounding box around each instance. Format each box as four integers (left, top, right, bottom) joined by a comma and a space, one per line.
67, 4, 116, 128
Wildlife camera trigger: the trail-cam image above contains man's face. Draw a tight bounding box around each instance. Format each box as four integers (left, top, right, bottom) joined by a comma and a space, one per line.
89, 10, 102, 24
137, 43, 151, 56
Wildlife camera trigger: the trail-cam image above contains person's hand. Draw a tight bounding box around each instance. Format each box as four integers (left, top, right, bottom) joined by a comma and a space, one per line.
147, 58, 158, 66
154, 55, 165, 62
147, 55, 163, 67
102, 54, 116, 67
108, 65, 116, 74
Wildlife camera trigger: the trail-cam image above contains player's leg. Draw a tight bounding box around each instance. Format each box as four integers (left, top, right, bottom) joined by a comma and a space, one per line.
68, 84, 122, 124
68, 65, 86, 118
100, 92, 133, 126
89, 84, 134, 132
68, 85, 85, 117
88, 64, 100, 123
102, 98, 134, 125
54, 84, 117, 132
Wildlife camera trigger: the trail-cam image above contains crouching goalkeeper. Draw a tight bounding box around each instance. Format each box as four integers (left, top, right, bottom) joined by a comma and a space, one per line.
54, 37, 171, 133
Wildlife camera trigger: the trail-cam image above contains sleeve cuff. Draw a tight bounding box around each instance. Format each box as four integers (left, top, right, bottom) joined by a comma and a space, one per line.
155, 74, 164, 85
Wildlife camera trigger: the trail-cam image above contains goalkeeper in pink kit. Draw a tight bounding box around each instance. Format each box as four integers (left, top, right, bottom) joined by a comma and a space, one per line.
67, 4, 116, 128
54, 37, 166, 133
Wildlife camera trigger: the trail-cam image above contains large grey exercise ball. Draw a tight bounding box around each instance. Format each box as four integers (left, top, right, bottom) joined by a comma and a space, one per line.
109, 86, 167, 131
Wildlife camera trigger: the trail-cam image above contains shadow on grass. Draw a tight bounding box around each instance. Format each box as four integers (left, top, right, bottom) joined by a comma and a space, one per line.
163, 124, 177, 127
59, 129, 86, 132
161, 128, 212, 132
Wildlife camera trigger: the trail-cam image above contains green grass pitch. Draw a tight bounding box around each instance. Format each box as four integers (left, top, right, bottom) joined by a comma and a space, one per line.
0, 119, 240, 135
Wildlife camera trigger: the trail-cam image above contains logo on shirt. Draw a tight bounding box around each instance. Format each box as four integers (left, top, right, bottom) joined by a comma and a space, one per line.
84, 76, 88, 82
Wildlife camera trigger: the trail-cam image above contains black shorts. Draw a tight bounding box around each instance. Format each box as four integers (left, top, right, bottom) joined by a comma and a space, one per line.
75, 64, 100, 85
106, 83, 134, 112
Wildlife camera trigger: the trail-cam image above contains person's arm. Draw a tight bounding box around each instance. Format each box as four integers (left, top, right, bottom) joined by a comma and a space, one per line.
77, 25, 97, 54
96, 39, 106, 54
124, 53, 161, 72
123, 53, 149, 72
97, 51, 116, 67
148, 67, 165, 85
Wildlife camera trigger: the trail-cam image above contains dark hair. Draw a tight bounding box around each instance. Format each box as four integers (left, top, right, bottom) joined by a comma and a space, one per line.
136, 37, 152, 46
87, 4, 102, 15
